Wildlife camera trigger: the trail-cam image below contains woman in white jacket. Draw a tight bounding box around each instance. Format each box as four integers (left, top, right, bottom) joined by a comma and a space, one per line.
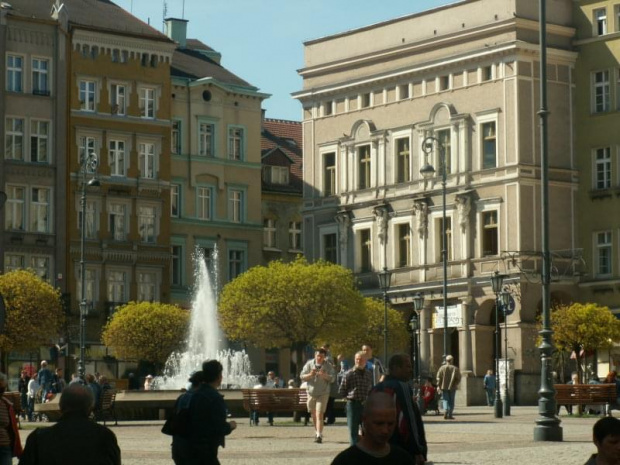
26, 373, 39, 421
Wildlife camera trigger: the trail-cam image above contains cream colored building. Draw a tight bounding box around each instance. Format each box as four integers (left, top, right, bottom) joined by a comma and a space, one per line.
294, 0, 579, 404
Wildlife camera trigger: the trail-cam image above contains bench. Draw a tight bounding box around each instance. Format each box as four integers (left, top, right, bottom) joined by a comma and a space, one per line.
94, 389, 118, 426
241, 388, 308, 426
554, 384, 616, 415
4, 392, 23, 427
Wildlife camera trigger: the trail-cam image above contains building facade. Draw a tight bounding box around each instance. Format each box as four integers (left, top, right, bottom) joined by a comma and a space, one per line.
294, 0, 579, 404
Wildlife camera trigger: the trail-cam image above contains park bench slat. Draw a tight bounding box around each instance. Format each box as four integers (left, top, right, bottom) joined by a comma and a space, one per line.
4, 392, 23, 428
554, 383, 616, 415
95, 389, 118, 426
241, 388, 308, 426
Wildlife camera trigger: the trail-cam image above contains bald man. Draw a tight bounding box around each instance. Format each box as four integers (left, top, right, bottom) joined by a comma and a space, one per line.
331, 392, 412, 465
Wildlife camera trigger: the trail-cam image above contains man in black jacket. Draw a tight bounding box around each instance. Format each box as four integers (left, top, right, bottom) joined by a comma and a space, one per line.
19, 383, 120, 465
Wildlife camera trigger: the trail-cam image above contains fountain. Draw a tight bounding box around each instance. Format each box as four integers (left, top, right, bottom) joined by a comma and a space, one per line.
154, 248, 256, 389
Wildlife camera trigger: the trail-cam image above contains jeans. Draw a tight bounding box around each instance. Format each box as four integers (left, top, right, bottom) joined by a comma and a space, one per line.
251, 410, 273, 424
0, 446, 12, 465
346, 400, 363, 445
485, 387, 495, 406
442, 389, 456, 416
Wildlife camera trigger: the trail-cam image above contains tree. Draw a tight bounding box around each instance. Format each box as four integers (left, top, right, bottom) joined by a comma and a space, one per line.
101, 301, 189, 371
0, 270, 64, 353
551, 302, 620, 381
219, 258, 370, 372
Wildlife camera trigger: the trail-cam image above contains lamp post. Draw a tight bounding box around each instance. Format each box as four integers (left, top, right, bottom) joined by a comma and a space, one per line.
421, 136, 448, 362
377, 267, 393, 363
501, 289, 511, 416
491, 271, 506, 419
413, 292, 425, 391
408, 312, 418, 387
78, 151, 100, 380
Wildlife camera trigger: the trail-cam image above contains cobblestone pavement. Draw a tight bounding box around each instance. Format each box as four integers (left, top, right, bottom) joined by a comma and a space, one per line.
16, 406, 599, 464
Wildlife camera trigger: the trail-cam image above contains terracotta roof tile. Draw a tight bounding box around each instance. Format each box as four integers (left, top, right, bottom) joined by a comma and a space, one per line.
261, 118, 303, 194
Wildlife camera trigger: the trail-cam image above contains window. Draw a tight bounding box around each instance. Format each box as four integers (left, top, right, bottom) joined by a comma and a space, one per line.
138, 206, 156, 243
139, 87, 155, 118
109, 140, 126, 176
107, 271, 127, 302
595, 8, 607, 36
5, 186, 25, 230
30, 120, 49, 163
264, 218, 277, 248
30, 256, 50, 282
109, 204, 127, 241
323, 101, 333, 116
397, 223, 411, 268
229, 249, 245, 280
436, 217, 452, 262
358, 145, 371, 190
171, 245, 183, 286
197, 187, 212, 220
30, 187, 51, 233
139, 142, 156, 179
4, 254, 24, 272
199, 123, 214, 157
361, 93, 371, 108
399, 84, 410, 100
171, 184, 180, 217
263, 166, 289, 185
360, 229, 372, 272
396, 138, 410, 183
5, 117, 24, 161
79, 136, 96, 168
482, 65, 493, 82
77, 268, 97, 302
482, 211, 498, 256
111, 84, 126, 115
324, 152, 336, 196
595, 147, 612, 190
32, 58, 49, 95
439, 75, 450, 91
79, 80, 96, 111
138, 272, 157, 301
229, 189, 243, 223
437, 129, 452, 175
78, 200, 97, 239
324, 233, 338, 263
6, 55, 22, 92
172, 121, 181, 154
289, 221, 302, 250
597, 231, 613, 275
481, 122, 497, 169
616, 5, 620, 32
228, 127, 244, 160
594, 71, 610, 113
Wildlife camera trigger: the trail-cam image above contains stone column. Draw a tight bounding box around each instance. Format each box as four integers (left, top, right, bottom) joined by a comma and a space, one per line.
459, 299, 473, 373
419, 303, 431, 379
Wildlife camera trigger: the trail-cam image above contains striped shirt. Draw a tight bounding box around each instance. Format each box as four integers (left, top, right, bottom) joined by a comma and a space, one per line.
339, 368, 372, 402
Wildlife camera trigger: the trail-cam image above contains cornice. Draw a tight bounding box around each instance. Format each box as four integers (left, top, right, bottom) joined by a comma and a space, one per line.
72, 29, 175, 58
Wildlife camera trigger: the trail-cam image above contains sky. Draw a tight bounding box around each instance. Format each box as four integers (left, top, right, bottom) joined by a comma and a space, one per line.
114, 0, 458, 121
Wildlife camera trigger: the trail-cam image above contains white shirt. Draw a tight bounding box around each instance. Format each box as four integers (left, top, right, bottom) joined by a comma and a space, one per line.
27, 378, 40, 398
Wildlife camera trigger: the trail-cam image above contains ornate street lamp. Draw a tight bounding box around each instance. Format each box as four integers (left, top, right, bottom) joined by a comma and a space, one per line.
501, 289, 511, 416
377, 267, 393, 362
421, 136, 449, 362
491, 271, 506, 419
412, 292, 425, 391
78, 151, 99, 380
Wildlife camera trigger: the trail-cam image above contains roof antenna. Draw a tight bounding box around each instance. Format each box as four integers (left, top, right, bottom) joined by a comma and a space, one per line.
162, 0, 167, 31
182, 0, 185, 19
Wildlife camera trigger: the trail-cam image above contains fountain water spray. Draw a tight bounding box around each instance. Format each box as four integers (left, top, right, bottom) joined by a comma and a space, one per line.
155, 248, 256, 389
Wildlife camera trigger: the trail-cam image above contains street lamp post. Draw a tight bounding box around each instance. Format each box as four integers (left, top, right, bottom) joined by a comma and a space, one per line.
413, 292, 425, 391
491, 271, 506, 419
78, 151, 100, 380
408, 312, 418, 387
421, 137, 448, 362
501, 289, 511, 416
377, 267, 393, 363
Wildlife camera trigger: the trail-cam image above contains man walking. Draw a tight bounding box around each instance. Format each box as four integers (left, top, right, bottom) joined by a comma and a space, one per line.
436, 355, 461, 420
37, 361, 53, 402
362, 344, 385, 386
339, 351, 372, 445
373, 353, 427, 464
584, 416, 620, 465
300, 348, 335, 443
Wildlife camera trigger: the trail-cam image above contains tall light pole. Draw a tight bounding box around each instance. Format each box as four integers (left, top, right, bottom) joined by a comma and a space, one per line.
377, 267, 393, 363
501, 289, 511, 416
491, 271, 506, 419
534, 0, 562, 442
413, 292, 425, 392
421, 136, 448, 362
78, 151, 99, 380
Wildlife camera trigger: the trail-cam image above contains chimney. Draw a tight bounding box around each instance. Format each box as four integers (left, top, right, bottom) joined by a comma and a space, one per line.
164, 17, 188, 48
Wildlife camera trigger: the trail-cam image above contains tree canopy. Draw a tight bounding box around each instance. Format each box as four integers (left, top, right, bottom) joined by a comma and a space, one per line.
0, 270, 64, 352
218, 257, 409, 363
101, 301, 189, 369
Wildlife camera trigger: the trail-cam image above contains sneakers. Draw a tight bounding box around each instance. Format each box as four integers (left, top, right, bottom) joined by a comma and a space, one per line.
314, 435, 323, 443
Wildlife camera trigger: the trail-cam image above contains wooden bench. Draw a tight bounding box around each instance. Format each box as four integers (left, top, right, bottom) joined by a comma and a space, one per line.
241, 388, 308, 426
554, 384, 616, 415
4, 392, 23, 427
94, 389, 118, 426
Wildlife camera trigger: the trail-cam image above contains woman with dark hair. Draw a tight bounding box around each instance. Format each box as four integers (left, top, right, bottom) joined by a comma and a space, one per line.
0, 372, 23, 464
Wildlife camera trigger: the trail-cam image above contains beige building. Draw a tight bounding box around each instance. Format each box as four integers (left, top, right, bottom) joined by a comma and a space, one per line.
573, 1, 620, 377
294, 0, 579, 404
